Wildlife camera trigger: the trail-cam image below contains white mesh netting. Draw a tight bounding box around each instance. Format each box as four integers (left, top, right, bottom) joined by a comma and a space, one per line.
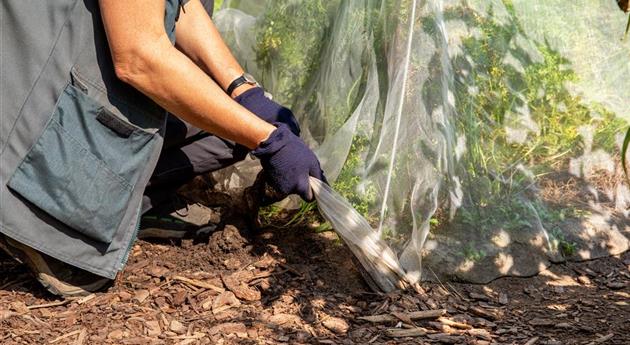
214, 0, 630, 285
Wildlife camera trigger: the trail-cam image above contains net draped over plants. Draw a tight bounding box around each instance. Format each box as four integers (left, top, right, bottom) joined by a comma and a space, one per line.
215, 0, 630, 283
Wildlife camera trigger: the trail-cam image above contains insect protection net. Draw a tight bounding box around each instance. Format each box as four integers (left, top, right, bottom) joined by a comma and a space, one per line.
214, 0, 630, 286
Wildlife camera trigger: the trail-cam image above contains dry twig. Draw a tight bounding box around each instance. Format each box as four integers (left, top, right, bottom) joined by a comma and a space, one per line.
358, 309, 446, 323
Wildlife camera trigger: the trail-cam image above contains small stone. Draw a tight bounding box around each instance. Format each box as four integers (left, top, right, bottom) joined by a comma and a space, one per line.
322, 317, 350, 334
169, 320, 186, 334
133, 289, 150, 304
555, 322, 571, 328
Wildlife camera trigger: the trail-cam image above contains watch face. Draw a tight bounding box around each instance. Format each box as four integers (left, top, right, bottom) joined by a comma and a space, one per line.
243, 73, 258, 85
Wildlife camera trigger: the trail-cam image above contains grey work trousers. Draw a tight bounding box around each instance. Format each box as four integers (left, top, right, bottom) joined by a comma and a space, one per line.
142, 115, 249, 213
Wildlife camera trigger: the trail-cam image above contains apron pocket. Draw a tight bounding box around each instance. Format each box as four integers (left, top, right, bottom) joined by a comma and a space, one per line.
7, 84, 153, 243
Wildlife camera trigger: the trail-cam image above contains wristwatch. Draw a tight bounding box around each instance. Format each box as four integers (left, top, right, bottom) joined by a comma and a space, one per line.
226, 73, 259, 96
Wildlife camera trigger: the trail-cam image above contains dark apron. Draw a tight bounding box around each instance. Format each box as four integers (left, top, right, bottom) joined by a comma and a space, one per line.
0, 0, 195, 278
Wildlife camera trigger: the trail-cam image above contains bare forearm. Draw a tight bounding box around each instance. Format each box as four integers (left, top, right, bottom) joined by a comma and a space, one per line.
123, 39, 272, 148
98, 0, 273, 149
175, 0, 255, 96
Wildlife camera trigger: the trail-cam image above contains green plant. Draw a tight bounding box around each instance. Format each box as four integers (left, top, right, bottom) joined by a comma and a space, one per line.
549, 228, 577, 256
214, 0, 223, 13
461, 244, 486, 262
439, 2, 623, 234
332, 134, 378, 221
254, 1, 332, 104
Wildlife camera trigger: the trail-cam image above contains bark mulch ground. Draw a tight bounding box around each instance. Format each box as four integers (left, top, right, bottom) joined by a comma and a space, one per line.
1, 221, 628, 344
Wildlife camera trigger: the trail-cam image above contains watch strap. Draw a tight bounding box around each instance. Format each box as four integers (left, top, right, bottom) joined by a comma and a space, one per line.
226, 76, 248, 96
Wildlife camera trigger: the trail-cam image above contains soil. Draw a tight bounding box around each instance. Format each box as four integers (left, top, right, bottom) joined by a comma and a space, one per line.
1, 220, 628, 344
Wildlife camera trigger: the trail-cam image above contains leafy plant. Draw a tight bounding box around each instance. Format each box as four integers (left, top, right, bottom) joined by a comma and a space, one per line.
549, 228, 577, 256
461, 244, 487, 262
439, 2, 624, 234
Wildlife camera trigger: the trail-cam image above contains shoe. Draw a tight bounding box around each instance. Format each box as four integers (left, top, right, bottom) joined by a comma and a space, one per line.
0, 235, 112, 297
138, 198, 220, 240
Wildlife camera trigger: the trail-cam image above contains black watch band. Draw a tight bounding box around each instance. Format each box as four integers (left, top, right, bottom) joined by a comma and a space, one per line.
226, 73, 257, 96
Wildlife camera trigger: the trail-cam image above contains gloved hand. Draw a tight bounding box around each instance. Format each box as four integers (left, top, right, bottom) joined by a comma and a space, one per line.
235, 87, 301, 136
252, 124, 326, 201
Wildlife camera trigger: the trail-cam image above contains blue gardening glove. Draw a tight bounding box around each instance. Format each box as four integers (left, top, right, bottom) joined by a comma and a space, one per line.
235, 87, 301, 136
252, 124, 326, 201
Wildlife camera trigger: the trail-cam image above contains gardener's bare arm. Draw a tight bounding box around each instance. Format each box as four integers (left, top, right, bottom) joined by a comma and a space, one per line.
174, 0, 255, 97
98, 0, 274, 149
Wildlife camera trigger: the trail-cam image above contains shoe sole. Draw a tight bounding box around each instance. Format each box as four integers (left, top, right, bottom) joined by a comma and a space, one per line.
0, 236, 111, 297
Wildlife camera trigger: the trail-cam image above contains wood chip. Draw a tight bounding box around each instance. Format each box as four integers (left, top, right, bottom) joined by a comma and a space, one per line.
222, 272, 261, 301
529, 318, 554, 326
74, 328, 87, 345
145, 320, 162, 337
555, 322, 571, 328
169, 332, 207, 340
606, 282, 625, 290
438, 317, 472, 330
11, 301, 30, 314
322, 317, 349, 334
577, 276, 591, 285
427, 333, 464, 343
26, 300, 72, 310
385, 327, 428, 337
358, 309, 446, 323
268, 313, 300, 326
468, 328, 492, 341
469, 292, 490, 301
211, 291, 241, 314
469, 306, 498, 320
524, 336, 539, 345
169, 320, 186, 334
76, 294, 96, 305
172, 290, 187, 306
133, 289, 150, 304
587, 333, 614, 345
208, 322, 247, 337
498, 293, 508, 305
173, 276, 224, 293
107, 329, 124, 340
48, 329, 83, 343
